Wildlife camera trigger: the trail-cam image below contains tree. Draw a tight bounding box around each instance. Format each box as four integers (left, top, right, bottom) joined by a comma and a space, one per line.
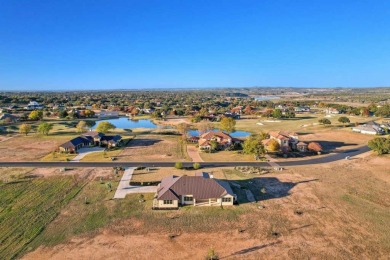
37, 122, 53, 135
19, 123, 32, 136
219, 117, 236, 133
210, 140, 219, 151
76, 120, 88, 133
243, 135, 265, 157
272, 109, 283, 119
58, 110, 68, 118
84, 109, 95, 118
268, 139, 280, 152
28, 110, 42, 120
96, 121, 116, 133
177, 123, 190, 136
318, 118, 331, 125
175, 162, 183, 169
338, 116, 350, 127
193, 162, 201, 170
198, 120, 214, 135
368, 137, 390, 155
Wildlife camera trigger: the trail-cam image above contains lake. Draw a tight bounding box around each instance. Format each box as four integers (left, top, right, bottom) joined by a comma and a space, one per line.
92, 117, 251, 138
92, 118, 160, 129
255, 96, 280, 101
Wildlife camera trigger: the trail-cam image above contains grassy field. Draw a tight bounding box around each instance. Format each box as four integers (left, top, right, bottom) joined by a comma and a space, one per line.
41, 151, 76, 162
199, 150, 257, 162
0, 176, 84, 259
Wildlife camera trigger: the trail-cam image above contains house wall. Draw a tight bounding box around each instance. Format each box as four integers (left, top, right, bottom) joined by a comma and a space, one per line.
217, 195, 234, 206
156, 199, 179, 208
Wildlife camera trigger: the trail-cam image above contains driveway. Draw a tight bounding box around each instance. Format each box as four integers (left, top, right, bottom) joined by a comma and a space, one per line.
114, 167, 157, 199
187, 145, 204, 162
71, 147, 105, 162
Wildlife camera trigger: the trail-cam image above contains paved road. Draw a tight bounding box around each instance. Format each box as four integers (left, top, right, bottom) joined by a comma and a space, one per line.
0, 146, 370, 168
114, 167, 157, 199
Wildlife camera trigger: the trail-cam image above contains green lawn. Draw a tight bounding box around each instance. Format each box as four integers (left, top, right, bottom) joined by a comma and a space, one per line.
0, 176, 84, 259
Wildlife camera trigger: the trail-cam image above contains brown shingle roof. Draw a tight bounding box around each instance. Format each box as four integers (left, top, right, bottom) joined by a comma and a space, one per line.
200, 131, 232, 140
157, 175, 233, 200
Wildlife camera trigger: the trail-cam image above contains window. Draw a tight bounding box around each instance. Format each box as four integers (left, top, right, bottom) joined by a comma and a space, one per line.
163, 200, 173, 204
184, 196, 193, 201
222, 198, 231, 202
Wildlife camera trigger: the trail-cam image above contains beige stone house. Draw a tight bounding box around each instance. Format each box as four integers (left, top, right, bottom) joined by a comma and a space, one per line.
153, 172, 235, 209
198, 131, 241, 151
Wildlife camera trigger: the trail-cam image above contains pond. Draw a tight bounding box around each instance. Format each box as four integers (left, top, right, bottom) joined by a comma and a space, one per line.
92, 117, 159, 129
255, 96, 280, 101
188, 129, 250, 138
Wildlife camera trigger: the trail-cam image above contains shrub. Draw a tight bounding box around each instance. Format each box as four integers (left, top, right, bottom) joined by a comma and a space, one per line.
193, 162, 201, 170
175, 162, 183, 169
206, 248, 219, 260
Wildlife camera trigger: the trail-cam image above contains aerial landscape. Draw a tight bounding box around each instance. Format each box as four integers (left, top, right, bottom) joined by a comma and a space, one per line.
0, 1, 389, 260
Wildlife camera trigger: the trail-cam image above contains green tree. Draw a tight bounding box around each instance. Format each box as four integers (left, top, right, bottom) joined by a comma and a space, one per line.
368, 137, 390, 155
272, 109, 283, 119
219, 117, 236, 133
210, 140, 219, 151
193, 162, 201, 170
58, 110, 68, 118
76, 120, 88, 133
319, 118, 331, 125
243, 135, 266, 157
96, 121, 116, 133
338, 116, 350, 127
37, 122, 53, 135
19, 123, 32, 136
28, 110, 43, 120
175, 162, 183, 169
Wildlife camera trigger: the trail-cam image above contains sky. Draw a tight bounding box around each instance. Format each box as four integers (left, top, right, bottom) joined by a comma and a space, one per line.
0, 0, 390, 91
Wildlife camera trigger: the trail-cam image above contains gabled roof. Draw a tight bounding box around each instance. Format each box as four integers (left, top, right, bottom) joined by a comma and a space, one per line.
200, 131, 232, 140
59, 136, 91, 149
157, 174, 233, 200
83, 131, 105, 138
101, 135, 122, 143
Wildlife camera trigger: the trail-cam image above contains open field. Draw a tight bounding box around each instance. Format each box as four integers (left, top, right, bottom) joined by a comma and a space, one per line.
0, 176, 84, 259
114, 134, 188, 162
199, 150, 257, 162
2, 153, 384, 259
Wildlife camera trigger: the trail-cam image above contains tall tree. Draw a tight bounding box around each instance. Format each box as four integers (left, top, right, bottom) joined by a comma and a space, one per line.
368, 137, 390, 155
19, 123, 32, 136
96, 122, 116, 133
28, 110, 43, 120
338, 116, 350, 127
219, 117, 236, 133
76, 120, 88, 133
37, 123, 53, 135
177, 123, 190, 136
243, 135, 265, 157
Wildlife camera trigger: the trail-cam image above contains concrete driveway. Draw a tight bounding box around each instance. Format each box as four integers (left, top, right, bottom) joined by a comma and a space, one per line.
71, 147, 105, 162
187, 145, 204, 162
114, 167, 157, 199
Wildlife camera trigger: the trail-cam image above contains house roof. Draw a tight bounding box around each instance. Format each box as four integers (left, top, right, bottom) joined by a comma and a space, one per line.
157, 174, 233, 200
101, 135, 122, 143
297, 141, 307, 146
59, 136, 91, 149
198, 139, 211, 147
200, 131, 232, 140
83, 131, 105, 138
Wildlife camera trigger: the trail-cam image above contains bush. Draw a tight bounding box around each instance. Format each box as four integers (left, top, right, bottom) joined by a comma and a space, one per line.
175, 162, 183, 169
193, 162, 201, 170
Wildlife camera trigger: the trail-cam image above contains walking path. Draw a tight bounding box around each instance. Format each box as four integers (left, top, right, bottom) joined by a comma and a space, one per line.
187, 145, 204, 162
71, 147, 105, 162
114, 167, 157, 199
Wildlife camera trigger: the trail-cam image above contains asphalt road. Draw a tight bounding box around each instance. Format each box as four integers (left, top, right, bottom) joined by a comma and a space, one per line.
0, 146, 370, 168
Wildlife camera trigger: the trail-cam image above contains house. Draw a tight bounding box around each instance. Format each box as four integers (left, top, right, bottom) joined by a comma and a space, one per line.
296, 142, 308, 152
263, 131, 299, 152
198, 131, 241, 151
0, 113, 18, 122
58, 136, 94, 153
153, 172, 235, 209
294, 106, 311, 113
325, 108, 340, 114
352, 121, 384, 135
24, 101, 44, 110
59, 132, 122, 153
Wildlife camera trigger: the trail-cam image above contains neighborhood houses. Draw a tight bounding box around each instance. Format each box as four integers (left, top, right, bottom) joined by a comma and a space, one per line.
352, 121, 385, 135
153, 172, 235, 209
59, 131, 122, 153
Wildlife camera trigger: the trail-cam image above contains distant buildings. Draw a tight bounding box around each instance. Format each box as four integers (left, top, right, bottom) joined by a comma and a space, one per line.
24, 101, 44, 110
97, 110, 119, 118
325, 108, 340, 114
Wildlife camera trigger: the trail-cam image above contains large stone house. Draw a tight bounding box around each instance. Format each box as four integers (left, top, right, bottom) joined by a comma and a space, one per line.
153, 172, 235, 209
198, 131, 241, 150
262, 131, 299, 153
59, 132, 122, 153
352, 122, 385, 135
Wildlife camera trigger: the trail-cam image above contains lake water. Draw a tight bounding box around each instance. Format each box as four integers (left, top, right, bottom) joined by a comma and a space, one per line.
92, 118, 159, 129
92, 117, 251, 138
255, 96, 280, 101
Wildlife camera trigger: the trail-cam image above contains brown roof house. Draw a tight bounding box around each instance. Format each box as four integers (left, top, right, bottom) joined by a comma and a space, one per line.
153, 172, 235, 209
198, 131, 241, 151
263, 131, 299, 153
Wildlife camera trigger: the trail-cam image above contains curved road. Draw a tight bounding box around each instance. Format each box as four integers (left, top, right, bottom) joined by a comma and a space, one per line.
0, 146, 370, 168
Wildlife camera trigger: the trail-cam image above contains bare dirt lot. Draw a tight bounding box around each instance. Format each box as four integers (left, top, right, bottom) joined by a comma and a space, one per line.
23, 153, 390, 259
116, 134, 188, 162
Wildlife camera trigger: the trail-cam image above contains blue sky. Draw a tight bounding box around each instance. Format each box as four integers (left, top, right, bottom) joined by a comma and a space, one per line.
0, 0, 390, 91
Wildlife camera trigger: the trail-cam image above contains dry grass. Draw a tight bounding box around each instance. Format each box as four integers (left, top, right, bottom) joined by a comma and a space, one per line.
200, 150, 257, 162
